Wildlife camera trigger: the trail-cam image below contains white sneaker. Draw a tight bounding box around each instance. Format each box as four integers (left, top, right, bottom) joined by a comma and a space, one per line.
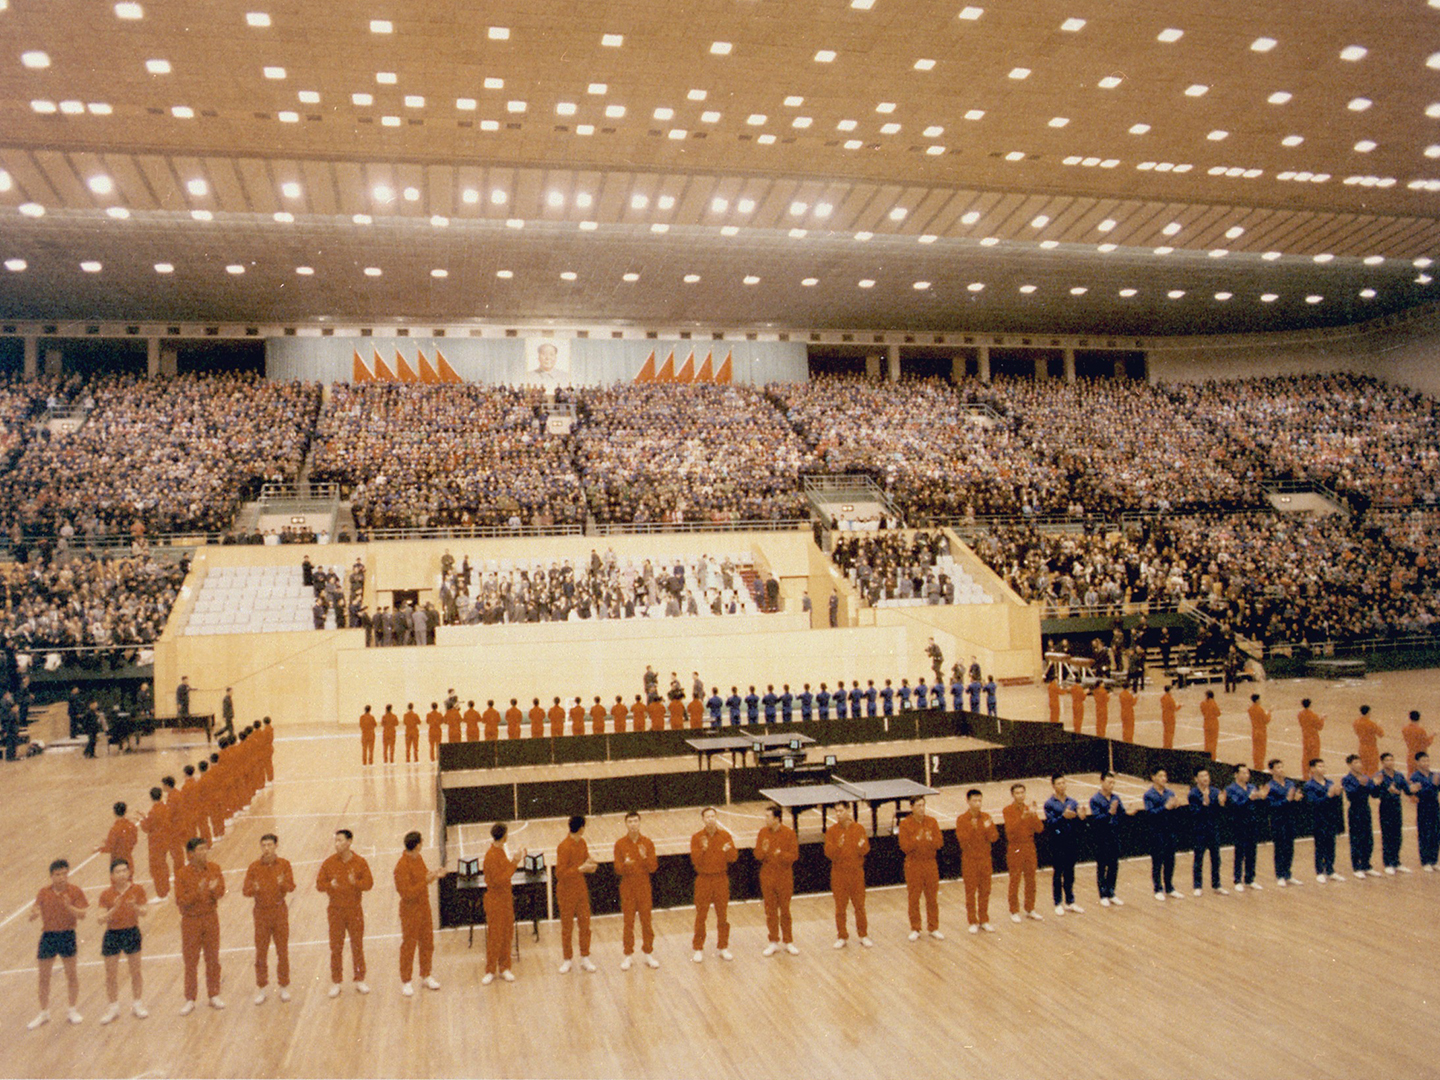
621, 956, 634, 970
1425, 864, 1436, 872
1249, 882, 1262, 890
1398, 866, 1412, 874
1155, 891, 1166, 901
579, 958, 597, 973
401, 983, 414, 998
1027, 910, 1043, 921
1110, 897, 1125, 907
1276, 878, 1288, 888
558, 960, 572, 974
501, 970, 515, 982
1011, 913, 1022, 923
1100, 897, 1110, 907
253, 991, 266, 1006
1234, 883, 1245, 893
930, 930, 945, 940
67, 1008, 83, 1025
968, 924, 979, 934
1054, 904, 1065, 916
100, 1003, 121, 1025
208, 997, 225, 1010
424, 977, 440, 991
692, 951, 704, 963
178, 1000, 196, 1016
26, 1010, 49, 1030
1216, 888, 1230, 895
1317, 873, 1327, 883
833, 938, 847, 949
1289, 876, 1303, 886
784, 944, 799, 956
354, 983, 370, 995
481, 973, 495, 986
1193, 887, 1203, 896
646, 954, 662, 967
763, 943, 779, 956
719, 949, 734, 961
1384, 866, 1396, 876
132, 1002, 149, 1019
907, 930, 920, 942
981, 923, 995, 933
328, 984, 341, 998
278, 989, 291, 1003
859, 937, 873, 948
1354, 870, 1366, 879
1066, 903, 1084, 913
1330, 873, 1345, 882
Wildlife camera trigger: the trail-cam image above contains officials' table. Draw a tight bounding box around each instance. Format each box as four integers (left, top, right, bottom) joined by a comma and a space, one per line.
685, 732, 816, 770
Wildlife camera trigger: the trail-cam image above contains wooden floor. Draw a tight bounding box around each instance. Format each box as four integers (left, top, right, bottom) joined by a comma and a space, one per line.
4, 668, 1439, 1078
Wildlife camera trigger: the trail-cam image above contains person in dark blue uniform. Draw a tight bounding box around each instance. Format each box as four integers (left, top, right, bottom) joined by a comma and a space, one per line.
1188, 769, 1226, 895
984, 675, 998, 718
1410, 752, 1439, 871
706, 689, 724, 728
966, 676, 982, 714
779, 685, 794, 723
761, 687, 778, 725
880, 680, 895, 718
863, 681, 878, 719
1340, 754, 1377, 878
744, 687, 760, 726
815, 684, 831, 720
1087, 772, 1129, 906
725, 687, 742, 727
1225, 764, 1264, 891
1043, 774, 1086, 916
833, 683, 848, 720
914, 679, 930, 711
1374, 753, 1411, 874
1143, 768, 1184, 901
897, 680, 912, 712
1265, 759, 1304, 887
798, 684, 814, 722
1304, 758, 1345, 883
930, 680, 946, 711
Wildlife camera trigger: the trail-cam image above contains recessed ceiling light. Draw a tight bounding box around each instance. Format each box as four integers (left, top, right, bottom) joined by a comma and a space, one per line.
561, 271, 579, 281
965, 109, 985, 121
1049, 117, 1069, 128
506, 219, 524, 229
1097, 242, 1116, 252
649, 106, 674, 121
1419, 274, 1435, 284
380, 115, 400, 127
914, 58, 936, 71
1208, 130, 1228, 140
793, 116, 813, 129
1209, 249, 1228, 258
651, 223, 669, 233
1031, 215, 1050, 228
1261, 293, 1278, 302
683, 273, 701, 283
918, 234, 937, 244
369, 19, 392, 33
1359, 288, 1377, 298
843, 139, 863, 149
263, 66, 285, 79
1427, 146, 1440, 158
1162, 222, 1182, 236
171, 105, 195, 118
293, 265, 313, 275
1008, 67, 1030, 79
688, 89, 708, 101
967, 282, 985, 292
1428, 103, 1440, 118
115, 1, 143, 16
980, 237, 999, 246
429, 215, 449, 228
546, 191, 564, 209
1282, 135, 1304, 147
146, 58, 171, 74
273, 211, 293, 222
105, 206, 129, 219
836, 119, 859, 133
630, 194, 649, 210
1416, 257, 1434, 268
1354, 140, 1377, 152
1268, 91, 1293, 105
496, 270, 513, 278
58, 100, 84, 114
506, 100, 526, 113
1070, 286, 1088, 295
20, 50, 49, 69
1251, 36, 1277, 52
921, 125, 945, 139
277, 111, 298, 122
852, 0, 874, 8
876, 102, 897, 114
245, 12, 270, 27
152, 262, 174, 273
1039, 240, 1059, 249
814, 50, 836, 62
1098, 76, 1123, 89
373, 184, 395, 203
858, 278, 875, 288
575, 193, 593, 209
404, 95, 424, 109
735, 198, 755, 214
488, 26, 509, 40
1348, 97, 1373, 112
278, 182, 300, 198
88, 101, 113, 115
1096, 219, 1117, 232
225, 264, 245, 275
1061, 17, 1086, 31
888, 207, 908, 221
854, 231, 873, 241
1184, 84, 1208, 97
958, 7, 984, 20
720, 225, 739, 236
1119, 288, 1137, 297
657, 195, 676, 210
788, 228, 807, 238
1339, 45, 1367, 62
184, 178, 208, 197
1167, 289, 1185, 298
601, 33, 623, 47
1222, 226, 1244, 239
802, 276, 819, 286
376, 71, 397, 84
1215, 291, 1233, 301
80, 260, 102, 272
1261, 251, 1283, 261
1313, 253, 1334, 263
879, 122, 900, 134
87, 174, 115, 196
782, 95, 806, 108
1362, 255, 1384, 265
743, 275, 761, 285
622, 272, 639, 282
1005, 151, 1025, 161
1153, 245, 1173, 255
913, 280, 931, 290
1129, 123, 1151, 135
578, 220, 597, 231
1158, 28, 1184, 42
352, 93, 373, 106
667, 128, 687, 139
1306, 294, 1324, 303
700, 110, 721, 123
485, 78, 505, 90
710, 41, 732, 55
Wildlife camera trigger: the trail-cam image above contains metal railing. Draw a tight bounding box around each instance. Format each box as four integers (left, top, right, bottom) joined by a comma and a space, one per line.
359, 523, 584, 540
1263, 632, 1440, 659
591, 519, 807, 536
259, 481, 340, 503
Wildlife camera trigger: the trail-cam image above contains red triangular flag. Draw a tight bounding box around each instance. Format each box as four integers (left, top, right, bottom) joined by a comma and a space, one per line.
435, 349, 462, 384
696, 351, 714, 383
715, 349, 733, 384
656, 350, 675, 382
417, 350, 439, 384
634, 351, 656, 382
372, 349, 396, 382
395, 351, 418, 383
676, 351, 695, 383
352, 349, 373, 383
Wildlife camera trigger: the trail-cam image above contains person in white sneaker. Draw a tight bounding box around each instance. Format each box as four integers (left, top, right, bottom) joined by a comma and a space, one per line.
1265, 760, 1305, 886
1303, 760, 1344, 882
394, 830, 449, 996
175, 838, 226, 1013
690, 807, 739, 962
756, 806, 801, 955
317, 829, 374, 996
956, 789, 998, 934
1088, 772, 1134, 907
1410, 752, 1440, 871
556, 816, 598, 974
1142, 769, 1183, 900
1224, 765, 1265, 892
242, 833, 296, 1006
1002, 784, 1044, 923
824, 801, 872, 948
897, 796, 944, 942
1189, 770, 1228, 896
481, 822, 526, 985
614, 811, 661, 970
1043, 774, 1087, 915
1341, 755, 1378, 879
98, 857, 149, 1024
28, 858, 89, 1030
1374, 753, 1411, 875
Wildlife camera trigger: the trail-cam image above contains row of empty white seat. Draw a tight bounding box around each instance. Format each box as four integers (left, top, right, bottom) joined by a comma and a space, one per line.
183, 564, 333, 636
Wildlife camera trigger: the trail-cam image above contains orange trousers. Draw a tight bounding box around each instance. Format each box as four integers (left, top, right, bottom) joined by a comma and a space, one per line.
619, 876, 655, 955
404, 733, 419, 762
361, 735, 375, 765
1162, 718, 1176, 749
253, 905, 289, 988
1095, 708, 1109, 740
1203, 719, 1219, 760
557, 881, 591, 960
760, 868, 794, 943
484, 892, 514, 974
428, 735, 441, 762
1008, 847, 1038, 914
382, 734, 396, 763
831, 868, 868, 939
398, 903, 433, 982
1302, 738, 1320, 779
1121, 716, 1135, 744
905, 859, 940, 932
692, 874, 730, 950
962, 859, 992, 925
181, 911, 222, 1001
148, 848, 171, 899
327, 906, 365, 983
1252, 731, 1267, 771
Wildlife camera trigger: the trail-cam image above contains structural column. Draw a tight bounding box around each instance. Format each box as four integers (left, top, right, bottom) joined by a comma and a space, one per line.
147, 337, 160, 378
22, 336, 38, 380
887, 344, 900, 382
1062, 347, 1076, 383
865, 352, 881, 380
977, 346, 991, 383
43, 346, 62, 377
1034, 353, 1047, 379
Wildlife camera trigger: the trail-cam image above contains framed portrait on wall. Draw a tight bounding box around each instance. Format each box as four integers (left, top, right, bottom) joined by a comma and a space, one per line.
524, 338, 571, 388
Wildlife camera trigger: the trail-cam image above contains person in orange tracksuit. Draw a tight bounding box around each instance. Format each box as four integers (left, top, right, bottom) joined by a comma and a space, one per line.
1353, 705, 1384, 774
688, 694, 705, 729
647, 697, 667, 733
1069, 683, 1087, 734
1404, 710, 1434, 774
1200, 690, 1221, 759
1247, 694, 1272, 771
626, 695, 644, 733
956, 789, 1000, 932
98, 801, 139, 868
691, 806, 738, 961
359, 706, 377, 765
567, 698, 587, 737
463, 701, 482, 742
1002, 783, 1044, 922
1092, 683, 1111, 739
1046, 675, 1062, 725
444, 702, 463, 743
482, 701, 502, 742
611, 696, 629, 734
481, 823, 523, 984
175, 837, 225, 1013
589, 697, 608, 735
1298, 698, 1325, 779
140, 787, 173, 899
505, 700, 523, 740
555, 816, 597, 973
181, 765, 212, 845
1118, 685, 1137, 743
614, 811, 661, 969
897, 795, 944, 940
162, 775, 189, 870
242, 832, 295, 1005
547, 697, 566, 737
668, 697, 686, 730
316, 829, 374, 995
426, 704, 444, 760
528, 698, 546, 739
402, 705, 421, 763
1160, 685, 1180, 749
380, 705, 399, 763
824, 801, 871, 948
394, 830, 448, 996
755, 805, 800, 955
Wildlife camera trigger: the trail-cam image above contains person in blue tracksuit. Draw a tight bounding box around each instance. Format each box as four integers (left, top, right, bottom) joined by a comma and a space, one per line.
725, 687, 742, 727
898, 680, 912, 712
1374, 753, 1411, 873
1043, 774, 1087, 914
864, 681, 878, 719
1143, 769, 1184, 900
914, 679, 930, 711
779, 686, 794, 723
1303, 759, 1345, 882
1088, 772, 1131, 905
815, 684, 831, 720
1340, 754, 1377, 878
1188, 769, 1226, 895
1224, 764, 1264, 891
1410, 752, 1439, 870
880, 681, 895, 718
798, 684, 814, 722
966, 677, 982, 714
762, 687, 778, 725
1265, 760, 1304, 887
984, 676, 998, 718
833, 684, 848, 720
706, 690, 724, 728
930, 681, 946, 711
950, 678, 965, 713
848, 682, 864, 719
744, 687, 760, 726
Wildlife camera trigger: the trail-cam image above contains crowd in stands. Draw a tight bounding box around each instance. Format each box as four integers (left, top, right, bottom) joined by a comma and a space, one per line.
831, 529, 957, 605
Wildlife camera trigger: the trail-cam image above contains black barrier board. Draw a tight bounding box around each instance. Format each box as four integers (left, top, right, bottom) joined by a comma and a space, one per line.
443, 783, 516, 826
517, 778, 588, 820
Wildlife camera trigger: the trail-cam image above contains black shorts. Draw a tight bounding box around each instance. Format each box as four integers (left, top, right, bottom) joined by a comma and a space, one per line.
37, 930, 76, 960
101, 927, 142, 956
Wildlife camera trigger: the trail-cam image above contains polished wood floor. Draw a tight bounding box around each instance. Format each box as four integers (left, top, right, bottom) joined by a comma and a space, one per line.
4, 668, 1438, 1078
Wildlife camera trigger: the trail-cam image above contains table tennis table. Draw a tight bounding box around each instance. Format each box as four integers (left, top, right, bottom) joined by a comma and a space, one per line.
685, 732, 816, 770
758, 776, 938, 833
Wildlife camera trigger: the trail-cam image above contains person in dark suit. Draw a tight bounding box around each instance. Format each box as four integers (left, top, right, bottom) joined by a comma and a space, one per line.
175, 677, 191, 722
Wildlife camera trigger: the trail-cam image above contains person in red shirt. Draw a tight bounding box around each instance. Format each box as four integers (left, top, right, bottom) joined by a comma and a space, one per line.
687, 695, 706, 730
380, 705, 400, 763
1092, 684, 1111, 739
97, 856, 150, 1024
463, 701, 482, 742
140, 786, 173, 899
1404, 710, 1434, 774
1160, 686, 1180, 750
175, 837, 225, 1014
547, 697, 567, 737
444, 703, 463, 743
629, 695, 647, 734
668, 697, 686, 730
614, 811, 661, 969
556, 816, 597, 973
27, 858, 89, 1029
1354, 705, 1385, 775
528, 698, 546, 740
481, 823, 524, 984
755, 806, 800, 955
317, 828, 374, 996
647, 697, 666, 733
1069, 683, 1087, 735
568, 698, 587, 737
1200, 691, 1222, 760
98, 800, 139, 868
1118, 686, 1138, 744
505, 700, 524, 741
824, 802, 872, 949
690, 807, 738, 962
589, 697, 608, 735
1248, 694, 1272, 771
897, 795, 944, 940
1002, 783, 1044, 922
242, 833, 296, 1005
1298, 699, 1325, 779
956, 789, 1000, 933
395, 831, 448, 996
610, 695, 629, 735
482, 701, 502, 742
402, 704, 421, 763
358, 706, 377, 766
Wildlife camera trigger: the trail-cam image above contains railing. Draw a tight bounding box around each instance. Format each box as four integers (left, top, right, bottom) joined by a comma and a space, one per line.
959, 401, 1007, 424
259, 481, 340, 505
591, 519, 807, 536
1263, 632, 1440, 659
1262, 476, 1347, 508
359, 523, 584, 540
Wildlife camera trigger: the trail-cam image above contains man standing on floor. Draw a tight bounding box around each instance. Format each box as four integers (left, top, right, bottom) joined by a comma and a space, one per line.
897, 795, 944, 941
1353, 706, 1384, 775
825, 801, 872, 948
1004, 783, 1044, 922
1410, 752, 1439, 871
1118, 684, 1137, 744
614, 812, 660, 969
1092, 682, 1110, 739
755, 806, 800, 956
242, 833, 295, 1005
358, 706, 376, 766
175, 837, 225, 1014
1403, 711, 1433, 775
556, 816, 597, 974
1069, 683, 1087, 735
1189, 769, 1227, 896
1297, 700, 1325, 780
1225, 764, 1264, 892
690, 807, 738, 962
481, 823, 523, 985
1340, 754, 1377, 879
1200, 691, 1221, 760
1160, 685, 1180, 750
140, 787, 172, 900
1044, 774, 1086, 915
402, 705, 421, 763
1375, 752, 1411, 875
317, 829, 374, 996
426, 703, 444, 760
1304, 759, 1344, 883
394, 831, 446, 996
380, 705, 399, 764
1247, 694, 1271, 771
1088, 772, 1130, 907
956, 789, 999, 933
1265, 759, 1305, 887
27, 858, 88, 1030
1143, 769, 1184, 901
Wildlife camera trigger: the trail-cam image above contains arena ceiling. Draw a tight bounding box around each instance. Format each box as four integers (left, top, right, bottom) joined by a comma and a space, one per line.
1, 0, 1439, 336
